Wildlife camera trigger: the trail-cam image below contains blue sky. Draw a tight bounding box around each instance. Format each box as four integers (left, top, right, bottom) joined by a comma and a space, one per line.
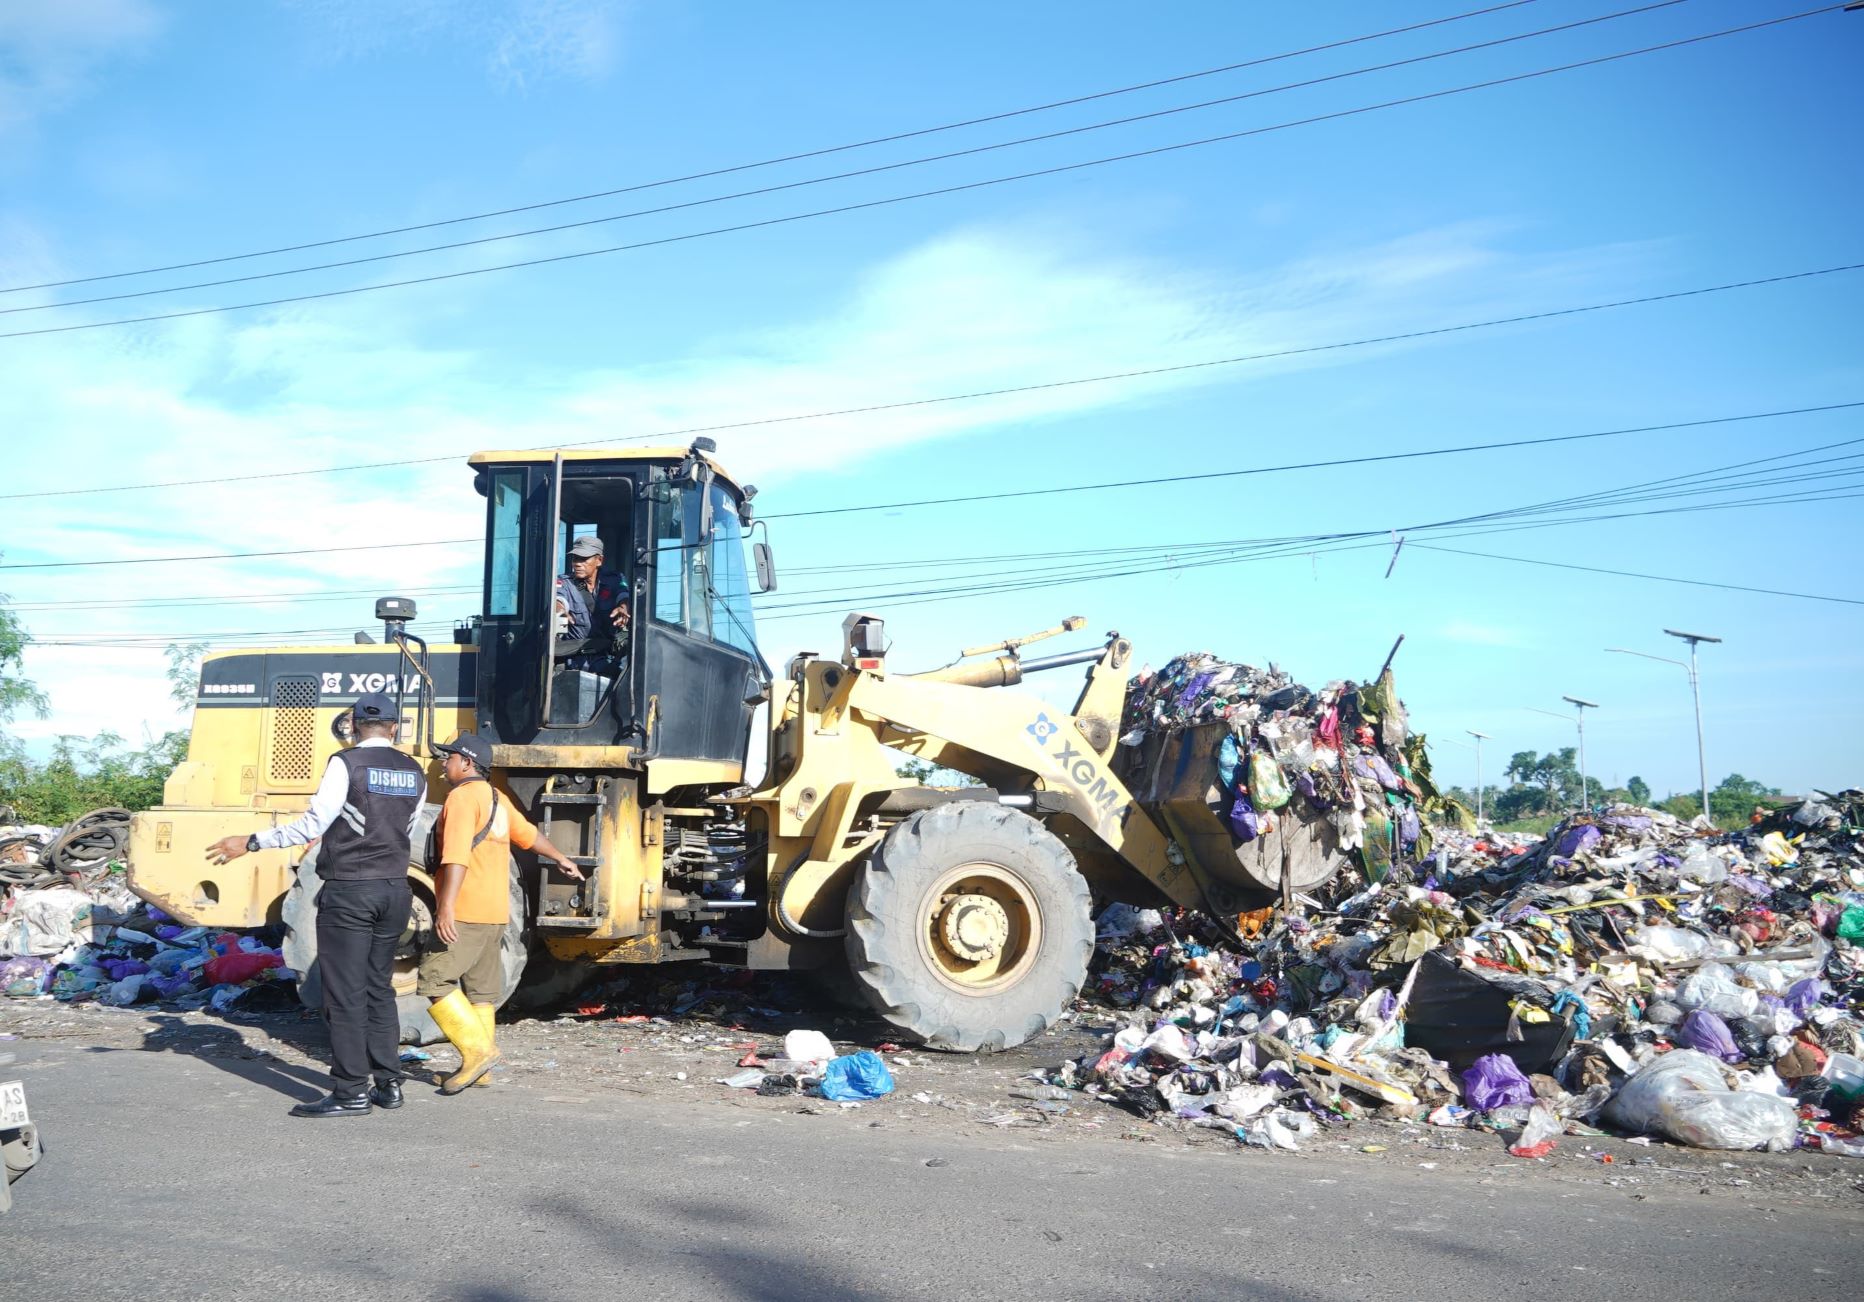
0, 0, 1858, 798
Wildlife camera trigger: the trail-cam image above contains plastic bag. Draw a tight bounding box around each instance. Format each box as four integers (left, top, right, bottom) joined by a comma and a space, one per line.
202, 947, 282, 986
1677, 844, 1728, 884
1228, 791, 1262, 843
1628, 926, 1710, 963
818, 1051, 895, 1101
1247, 751, 1291, 810
1462, 1052, 1533, 1111
1676, 1009, 1742, 1063
0, 955, 51, 997
1601, 1049, 1799, 1151
783, 1029, 836, 1065
1508, 1104, 1561, 1158
1675, 964, 1760, 1020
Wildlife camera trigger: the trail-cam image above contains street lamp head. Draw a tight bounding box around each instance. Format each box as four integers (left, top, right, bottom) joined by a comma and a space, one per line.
1467, 729, 1490, 740
1663, 628, 1721, 645
1563, 696, 1600, 709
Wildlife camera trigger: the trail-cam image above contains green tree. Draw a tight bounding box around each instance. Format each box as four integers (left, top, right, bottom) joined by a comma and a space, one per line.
1626, 775, 1651, 806
0, 584, 48, 732
165, 641, 206, 711
1709, 773, 1781, 826
896, 757, 979, 787
0, 730, 186, 825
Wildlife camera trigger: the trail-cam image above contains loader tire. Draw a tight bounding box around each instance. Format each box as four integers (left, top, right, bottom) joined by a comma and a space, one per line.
283, 848, 529, 1044
844, 802, 1092, 1053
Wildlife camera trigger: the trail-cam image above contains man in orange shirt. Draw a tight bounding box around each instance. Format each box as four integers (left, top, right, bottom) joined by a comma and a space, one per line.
417, 732, 583, 1095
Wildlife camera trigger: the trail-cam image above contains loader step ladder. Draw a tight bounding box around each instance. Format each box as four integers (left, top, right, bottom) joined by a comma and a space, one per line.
536, 784, 605, 928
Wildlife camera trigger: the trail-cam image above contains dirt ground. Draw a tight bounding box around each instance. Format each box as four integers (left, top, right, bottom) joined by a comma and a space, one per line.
4, 973, 1861, 1218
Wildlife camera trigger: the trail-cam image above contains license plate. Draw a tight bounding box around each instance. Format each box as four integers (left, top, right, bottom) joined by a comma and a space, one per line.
0, 1081, 27, 1129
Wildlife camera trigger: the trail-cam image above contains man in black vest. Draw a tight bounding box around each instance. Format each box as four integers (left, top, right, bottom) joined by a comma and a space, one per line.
206, 692, 426, 1118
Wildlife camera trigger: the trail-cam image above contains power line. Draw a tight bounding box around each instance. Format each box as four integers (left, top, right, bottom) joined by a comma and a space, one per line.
3, 395, 1855, 572
0, 1, 1546, 296
766, 400, 1864, 519
1413, 543, 1864, 605
0, 537, 477, 572
29, 481, 1858, 646
5, 264, 1858, 505
2, 5, 1834, 342
8, 1, 1688, 318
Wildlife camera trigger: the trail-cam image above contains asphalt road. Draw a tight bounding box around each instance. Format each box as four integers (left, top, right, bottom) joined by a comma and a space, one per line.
1, 1036, 1857, 1302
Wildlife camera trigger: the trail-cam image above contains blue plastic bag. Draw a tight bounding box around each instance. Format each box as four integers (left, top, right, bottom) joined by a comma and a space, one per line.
819, 1050, 896, 1101
1463, 1053, 1533, 1111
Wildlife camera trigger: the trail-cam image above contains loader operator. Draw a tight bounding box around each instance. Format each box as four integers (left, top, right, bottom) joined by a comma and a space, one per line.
554, 533, 629, 672
204, 692, 423, 1120
419, 731, 583, 1093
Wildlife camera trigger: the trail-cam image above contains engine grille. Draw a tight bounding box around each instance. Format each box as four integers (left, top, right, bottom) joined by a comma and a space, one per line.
267, 677, 320, 785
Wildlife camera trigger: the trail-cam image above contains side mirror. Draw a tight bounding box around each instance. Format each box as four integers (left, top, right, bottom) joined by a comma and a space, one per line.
753, 541, 777, 593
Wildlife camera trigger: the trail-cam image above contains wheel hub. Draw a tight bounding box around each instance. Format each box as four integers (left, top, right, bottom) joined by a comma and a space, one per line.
939, 893, 1010, 962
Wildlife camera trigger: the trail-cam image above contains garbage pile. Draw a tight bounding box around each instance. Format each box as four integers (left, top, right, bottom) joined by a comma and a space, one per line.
0, 809, 130, 890
1118, 652, 1463, 881
0, 808, 294, 1011
1065, 790, 1864, 1158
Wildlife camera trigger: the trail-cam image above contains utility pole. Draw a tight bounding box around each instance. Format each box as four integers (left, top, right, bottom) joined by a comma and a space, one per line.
1467, 730, 1490, 825
1606, 630, 1720, 821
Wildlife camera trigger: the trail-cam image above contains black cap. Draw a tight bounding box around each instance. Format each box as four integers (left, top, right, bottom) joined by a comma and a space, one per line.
433, 731, 493, 773
353, 691, 399, 722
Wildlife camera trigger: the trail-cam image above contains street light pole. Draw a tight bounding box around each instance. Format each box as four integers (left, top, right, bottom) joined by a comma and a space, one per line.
1562, 697, 1598, 807
1467, 730, 1490, 825
1526, 701, 1599, 809
1665, 629, 1721, 822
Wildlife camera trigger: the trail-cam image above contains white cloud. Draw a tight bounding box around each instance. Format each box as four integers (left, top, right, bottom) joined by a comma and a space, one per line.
0, 217, 1651, 751
285, 0, 623, 89
0, 0, 165, 134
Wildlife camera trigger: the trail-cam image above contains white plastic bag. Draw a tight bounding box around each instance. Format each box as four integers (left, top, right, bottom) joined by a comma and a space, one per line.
1628, 926, 1710, 963
783, 1029, 835, 1065
1674, 964, 1760, 1020
1602, 1050, 1798, 1151
1677, 844, 1728, 884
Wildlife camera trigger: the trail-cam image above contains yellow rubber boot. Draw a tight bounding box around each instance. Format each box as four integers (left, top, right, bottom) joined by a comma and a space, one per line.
473, 1004, 496, 1087
429, 989, 500, 1095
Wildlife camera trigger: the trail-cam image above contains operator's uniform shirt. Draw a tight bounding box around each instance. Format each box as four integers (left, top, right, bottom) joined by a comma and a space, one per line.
554, 570, 625, 640
416, 778, 544, 1003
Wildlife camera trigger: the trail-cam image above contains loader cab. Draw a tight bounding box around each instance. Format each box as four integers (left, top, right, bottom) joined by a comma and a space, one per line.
468, 443, 768, 766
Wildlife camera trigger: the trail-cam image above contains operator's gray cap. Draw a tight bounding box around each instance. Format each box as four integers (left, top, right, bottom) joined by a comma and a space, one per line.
568, 535, 604, 559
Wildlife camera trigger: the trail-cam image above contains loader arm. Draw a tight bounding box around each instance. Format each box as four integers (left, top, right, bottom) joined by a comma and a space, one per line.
838, 642, 1201, 910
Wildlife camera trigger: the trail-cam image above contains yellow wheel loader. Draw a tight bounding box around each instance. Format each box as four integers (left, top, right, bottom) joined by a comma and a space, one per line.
128, 440, 1349, 1050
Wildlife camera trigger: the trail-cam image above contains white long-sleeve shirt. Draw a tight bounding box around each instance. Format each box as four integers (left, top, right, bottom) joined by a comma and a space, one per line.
252, 737, 426, 851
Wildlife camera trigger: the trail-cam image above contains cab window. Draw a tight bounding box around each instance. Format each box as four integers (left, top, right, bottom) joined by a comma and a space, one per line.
707, 482, 757, 656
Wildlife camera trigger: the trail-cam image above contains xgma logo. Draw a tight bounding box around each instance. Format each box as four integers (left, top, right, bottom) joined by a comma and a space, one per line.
1025, 713, 1125, 821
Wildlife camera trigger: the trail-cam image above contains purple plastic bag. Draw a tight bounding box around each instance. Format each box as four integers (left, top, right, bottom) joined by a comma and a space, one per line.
1, 955, 51, 996
1551, 824, 1602, 860
1785, 979, 1824, 1018
1462, 1053, 1533, 1111
1676, 1009, 1742, 1063
1228, 790, 1262, 843
1175, 672, 1215, 710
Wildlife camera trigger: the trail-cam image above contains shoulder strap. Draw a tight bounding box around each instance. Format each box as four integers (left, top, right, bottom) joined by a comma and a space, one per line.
470, 787, 501, 850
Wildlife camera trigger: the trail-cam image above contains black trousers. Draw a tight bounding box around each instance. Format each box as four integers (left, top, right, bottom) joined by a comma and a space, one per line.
315, 877, 413, 1094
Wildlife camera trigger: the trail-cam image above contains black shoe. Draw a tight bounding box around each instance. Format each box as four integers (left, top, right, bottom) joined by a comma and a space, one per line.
290, 1092, 372, 1119
370, 1079, 404, 1110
